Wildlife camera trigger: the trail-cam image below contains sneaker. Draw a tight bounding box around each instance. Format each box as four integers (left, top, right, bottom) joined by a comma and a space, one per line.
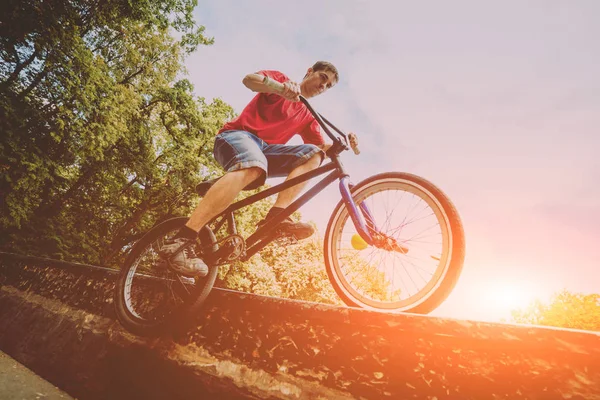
257, 215, 315, 240
159, 238, 208, 277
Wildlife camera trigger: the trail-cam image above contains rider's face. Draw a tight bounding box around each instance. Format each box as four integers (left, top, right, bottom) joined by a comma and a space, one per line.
301, 68, 337, 98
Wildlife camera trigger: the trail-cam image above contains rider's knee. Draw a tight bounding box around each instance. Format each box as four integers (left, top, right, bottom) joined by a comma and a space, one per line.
242, 166, 264, 182
307, 152, 324, 168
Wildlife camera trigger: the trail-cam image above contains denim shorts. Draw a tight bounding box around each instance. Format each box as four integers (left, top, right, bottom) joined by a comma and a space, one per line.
213, 130, 323, 189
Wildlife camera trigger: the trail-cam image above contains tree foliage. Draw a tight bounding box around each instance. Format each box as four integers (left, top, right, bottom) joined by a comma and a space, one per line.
0, 0, 233, 266
217, 233, 342, 306
510, 290, 600, 331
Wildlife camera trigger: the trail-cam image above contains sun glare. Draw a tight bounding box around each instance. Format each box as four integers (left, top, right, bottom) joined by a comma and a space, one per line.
479, 278, 547, 322
487, 284, 531, 312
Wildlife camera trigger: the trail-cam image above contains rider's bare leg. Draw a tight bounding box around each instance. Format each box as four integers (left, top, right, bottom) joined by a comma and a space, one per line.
273, 153, 322, 209
185, 167, 263, 232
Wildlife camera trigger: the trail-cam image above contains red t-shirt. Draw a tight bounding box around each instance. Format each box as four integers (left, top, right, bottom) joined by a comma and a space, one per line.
218, 70, 324, 145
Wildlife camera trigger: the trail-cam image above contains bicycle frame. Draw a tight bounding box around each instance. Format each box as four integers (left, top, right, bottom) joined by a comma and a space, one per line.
206, 96, 379, 262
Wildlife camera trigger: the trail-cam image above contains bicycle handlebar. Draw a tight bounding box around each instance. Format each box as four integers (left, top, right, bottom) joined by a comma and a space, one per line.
262, 77, 360, 155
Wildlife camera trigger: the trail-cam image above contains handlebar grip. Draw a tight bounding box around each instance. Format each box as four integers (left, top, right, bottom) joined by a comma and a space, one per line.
352, 146, 360, 155
263, 76, 285, 93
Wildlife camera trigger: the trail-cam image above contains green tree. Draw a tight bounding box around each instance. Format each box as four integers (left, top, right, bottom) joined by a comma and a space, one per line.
216, 233, 343, 306
0, 0, 233, 266
510, 290, 600, 331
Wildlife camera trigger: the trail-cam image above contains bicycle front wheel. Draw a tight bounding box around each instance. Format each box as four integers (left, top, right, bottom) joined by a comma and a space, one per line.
324, 172, 465, 313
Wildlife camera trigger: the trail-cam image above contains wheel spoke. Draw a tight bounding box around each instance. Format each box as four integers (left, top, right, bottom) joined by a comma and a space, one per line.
117, 219, 217, 334
326, 175, 461, 312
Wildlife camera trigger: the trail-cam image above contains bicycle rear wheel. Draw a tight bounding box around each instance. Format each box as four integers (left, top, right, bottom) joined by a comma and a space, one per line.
324, 172, 465, 313
114, 217, 218, 336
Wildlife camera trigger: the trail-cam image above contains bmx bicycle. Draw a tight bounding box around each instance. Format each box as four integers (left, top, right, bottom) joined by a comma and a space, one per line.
114, 82, 465, 336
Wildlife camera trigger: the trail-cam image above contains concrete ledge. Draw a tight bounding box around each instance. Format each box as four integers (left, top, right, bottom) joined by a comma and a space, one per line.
1, 253, 599, 400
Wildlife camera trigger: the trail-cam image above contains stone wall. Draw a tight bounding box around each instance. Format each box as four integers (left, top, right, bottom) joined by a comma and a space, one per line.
1, 252, 599, 399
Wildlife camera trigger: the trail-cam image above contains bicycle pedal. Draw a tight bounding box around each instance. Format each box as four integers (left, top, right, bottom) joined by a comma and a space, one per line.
275, 234, 298, 246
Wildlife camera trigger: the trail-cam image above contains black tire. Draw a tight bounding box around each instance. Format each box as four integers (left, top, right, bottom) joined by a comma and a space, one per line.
114, 217, 218, 336
324, 172, 465, 313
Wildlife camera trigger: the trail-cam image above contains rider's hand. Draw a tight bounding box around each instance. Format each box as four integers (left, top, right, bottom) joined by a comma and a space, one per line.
348, 132, 358, 148
348, 132, 360, 154
281, 81, 301, 102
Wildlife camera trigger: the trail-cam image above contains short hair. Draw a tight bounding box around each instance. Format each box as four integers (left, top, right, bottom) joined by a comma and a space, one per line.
311, 61, 339, 84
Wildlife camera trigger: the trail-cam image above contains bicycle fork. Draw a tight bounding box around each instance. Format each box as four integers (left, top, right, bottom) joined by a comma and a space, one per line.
339, 177, 408, 254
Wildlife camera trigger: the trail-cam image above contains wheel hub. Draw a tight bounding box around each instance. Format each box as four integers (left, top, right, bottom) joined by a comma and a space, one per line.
372, 232, 409, 254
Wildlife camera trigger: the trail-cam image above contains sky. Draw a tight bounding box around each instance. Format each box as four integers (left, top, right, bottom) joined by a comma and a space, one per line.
185, 0, 600, 323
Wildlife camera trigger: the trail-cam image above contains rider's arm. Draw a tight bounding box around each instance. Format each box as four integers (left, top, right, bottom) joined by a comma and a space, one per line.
242, 73, 281, 94
243, 71, 301, 102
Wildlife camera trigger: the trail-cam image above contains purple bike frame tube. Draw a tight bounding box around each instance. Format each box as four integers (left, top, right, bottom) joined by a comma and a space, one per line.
339, 177, 375, 244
